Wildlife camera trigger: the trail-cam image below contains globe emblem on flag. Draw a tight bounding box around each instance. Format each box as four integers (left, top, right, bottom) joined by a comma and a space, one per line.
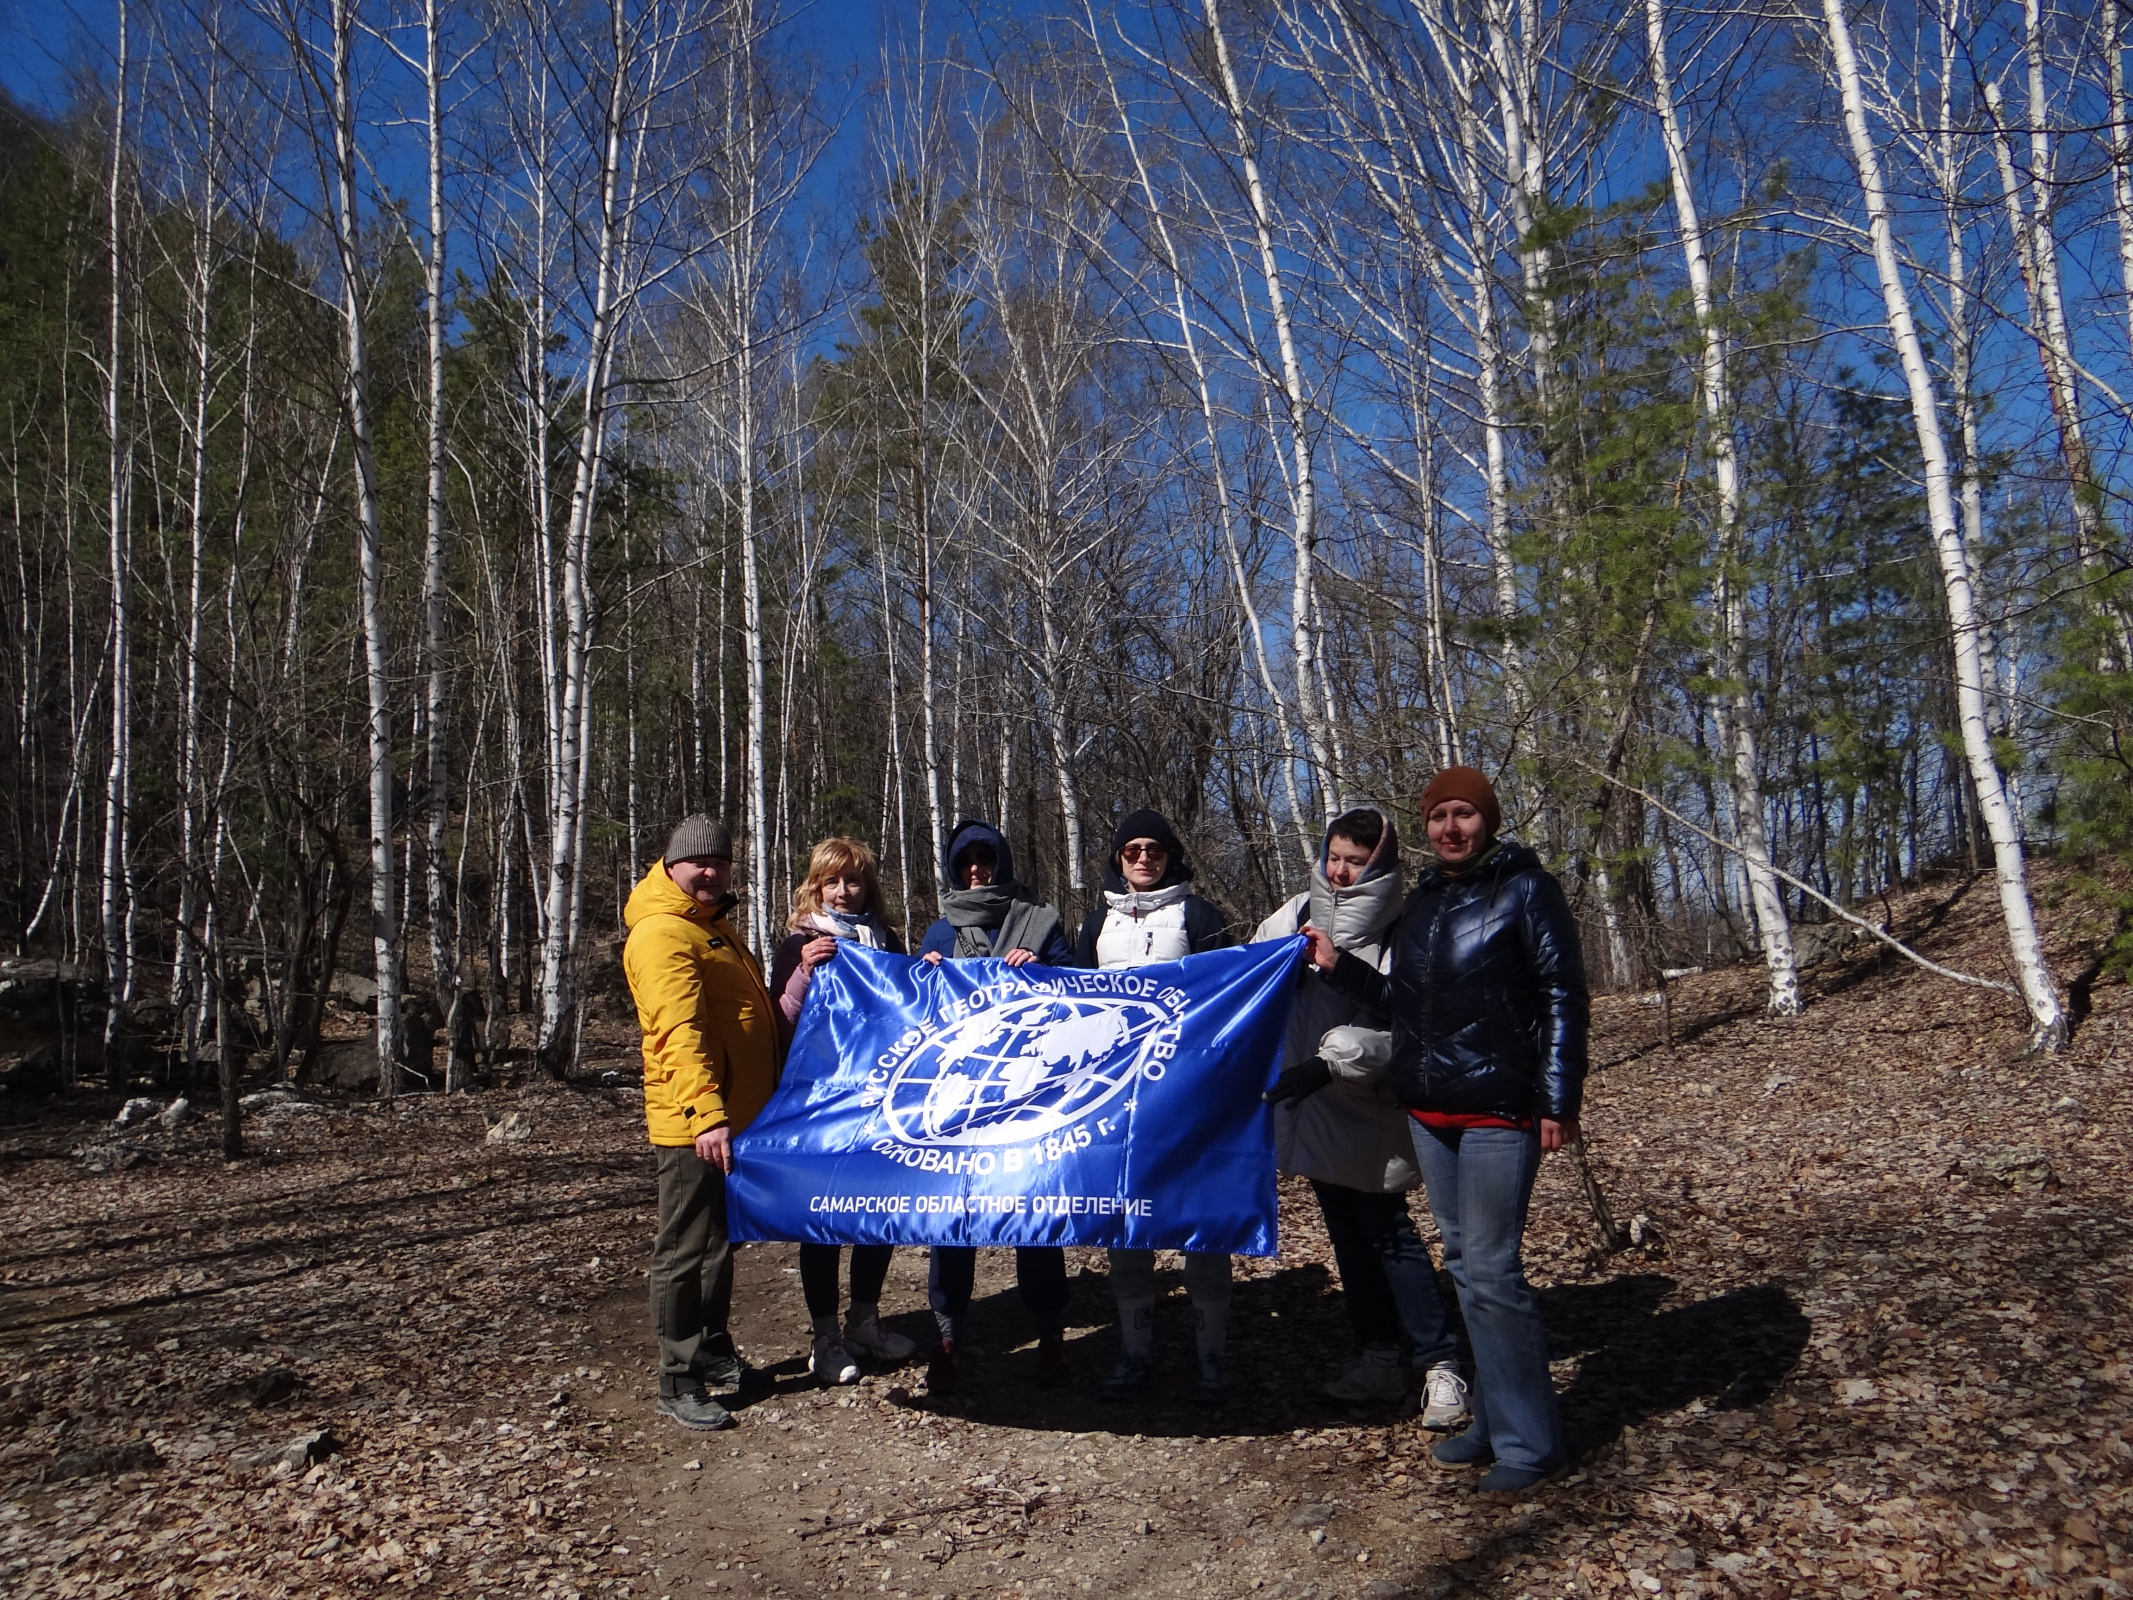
879, 994, 1175, 1148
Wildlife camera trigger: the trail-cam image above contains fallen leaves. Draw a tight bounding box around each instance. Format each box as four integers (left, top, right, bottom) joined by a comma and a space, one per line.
1, 863, 2130, 1598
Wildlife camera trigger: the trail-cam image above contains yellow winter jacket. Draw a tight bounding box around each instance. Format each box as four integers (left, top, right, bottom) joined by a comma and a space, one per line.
621, 864, 778, 1146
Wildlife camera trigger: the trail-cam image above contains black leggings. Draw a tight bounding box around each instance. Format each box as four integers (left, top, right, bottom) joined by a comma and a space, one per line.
1310, 1180, 1458, 1365
798, 1243, 893, 1321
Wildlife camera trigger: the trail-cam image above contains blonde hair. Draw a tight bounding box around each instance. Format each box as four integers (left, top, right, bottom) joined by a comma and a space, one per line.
788, 837, 884, 930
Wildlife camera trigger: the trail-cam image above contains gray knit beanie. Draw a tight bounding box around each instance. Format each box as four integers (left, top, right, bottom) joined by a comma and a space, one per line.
663, 814, 734, 864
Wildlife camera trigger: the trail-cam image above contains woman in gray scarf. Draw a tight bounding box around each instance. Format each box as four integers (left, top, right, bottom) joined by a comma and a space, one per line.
1256, 808, 1468, 1429
918, 820, 1074, 967
913, 820, 1075, 1396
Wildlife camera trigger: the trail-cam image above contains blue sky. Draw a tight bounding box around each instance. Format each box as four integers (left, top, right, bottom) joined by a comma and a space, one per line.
0, 0, 890, 118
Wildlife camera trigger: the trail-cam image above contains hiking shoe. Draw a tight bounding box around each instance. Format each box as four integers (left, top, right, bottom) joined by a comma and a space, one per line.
1101, 1353, 1153, 1402
1477, 1460, 1567, 1498
655, 1386, 735, 1432
924, 1341, 959, 1397
809, 1332, 860, 1387
1431, 1429, 1492, 1469
693, 1343, 750, 1393
1420, 1362, 1471, 1431
844, 1313, 916, 1364
1193, 1351, 1227, 1408
1035, 1332, 1069, 1389
1323, 1351, 1406, 1403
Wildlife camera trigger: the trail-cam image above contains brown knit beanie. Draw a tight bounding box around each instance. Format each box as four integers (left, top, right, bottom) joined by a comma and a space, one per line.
663, 814, 734, 864
1418, 767, 1501, 839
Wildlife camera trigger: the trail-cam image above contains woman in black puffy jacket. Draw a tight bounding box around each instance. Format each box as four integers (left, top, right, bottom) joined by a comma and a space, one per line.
1303, 766, 1588, 1496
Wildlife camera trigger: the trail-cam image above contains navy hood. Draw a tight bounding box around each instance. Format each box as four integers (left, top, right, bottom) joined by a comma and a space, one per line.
944, 818, 1016, 890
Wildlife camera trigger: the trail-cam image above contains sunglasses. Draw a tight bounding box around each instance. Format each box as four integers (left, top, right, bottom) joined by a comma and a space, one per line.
1119, 842, 1170, 861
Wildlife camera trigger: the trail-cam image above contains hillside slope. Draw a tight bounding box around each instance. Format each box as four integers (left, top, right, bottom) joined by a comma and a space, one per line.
1, 862, 2127, 1599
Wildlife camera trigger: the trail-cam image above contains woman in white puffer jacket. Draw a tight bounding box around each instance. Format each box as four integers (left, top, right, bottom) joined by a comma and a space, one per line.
1256, 808, 1469, 1430
1072, 808, 1232, 1404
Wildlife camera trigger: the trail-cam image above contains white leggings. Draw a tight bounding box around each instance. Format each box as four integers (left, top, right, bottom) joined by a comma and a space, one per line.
1106, 1247, 1233, 1305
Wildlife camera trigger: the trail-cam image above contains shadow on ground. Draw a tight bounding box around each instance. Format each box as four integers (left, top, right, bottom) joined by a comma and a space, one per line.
1544, 1274, 1811, 1460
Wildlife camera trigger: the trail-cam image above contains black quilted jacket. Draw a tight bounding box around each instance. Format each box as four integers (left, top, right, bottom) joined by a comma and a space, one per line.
1328, 840, 1590, 1122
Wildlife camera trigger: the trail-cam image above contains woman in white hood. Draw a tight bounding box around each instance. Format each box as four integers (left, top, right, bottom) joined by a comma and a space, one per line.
1257, 808, 1469, 1429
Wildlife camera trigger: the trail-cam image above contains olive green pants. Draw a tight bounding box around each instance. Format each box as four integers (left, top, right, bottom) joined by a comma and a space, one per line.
650, 1143, 733, 1395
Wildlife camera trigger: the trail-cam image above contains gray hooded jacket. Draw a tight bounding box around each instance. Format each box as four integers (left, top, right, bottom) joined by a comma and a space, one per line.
1252, 810, 1418, 1193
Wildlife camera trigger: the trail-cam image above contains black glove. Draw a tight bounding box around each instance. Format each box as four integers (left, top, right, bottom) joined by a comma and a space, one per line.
1262, 1057, 1333, 1107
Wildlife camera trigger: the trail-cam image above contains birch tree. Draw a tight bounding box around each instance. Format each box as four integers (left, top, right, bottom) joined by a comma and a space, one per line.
526, 0, 697, 1073
328, 0, 404, 1092
1645, 0, 1800, 1015
1979, 13, 2128, 664
1201, 0, 1338, 813
1814, 0, 2066, 1048
99, 0, 134, 1084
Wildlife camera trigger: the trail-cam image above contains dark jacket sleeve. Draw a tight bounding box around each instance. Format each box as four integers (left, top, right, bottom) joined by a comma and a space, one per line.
1183, 895, 1231, 953
918, 919, 955, 959
1325, 948, 1394, 1012
767, 933, 806, 1007
1073, 907, 1106, 968
1037, 918, 1076, 968
1518, 870, 1590, 1119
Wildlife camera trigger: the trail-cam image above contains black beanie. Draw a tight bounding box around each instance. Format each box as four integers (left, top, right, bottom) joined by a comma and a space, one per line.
1111, 808, 1182, 858
1109, 809, 1193, 889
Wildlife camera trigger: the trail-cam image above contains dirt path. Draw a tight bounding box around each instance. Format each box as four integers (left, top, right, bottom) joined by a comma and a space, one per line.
3, 866, 2131, 1598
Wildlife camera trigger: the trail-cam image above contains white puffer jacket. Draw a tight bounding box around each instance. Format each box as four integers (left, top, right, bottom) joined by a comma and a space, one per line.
1093, 884, 1194, 968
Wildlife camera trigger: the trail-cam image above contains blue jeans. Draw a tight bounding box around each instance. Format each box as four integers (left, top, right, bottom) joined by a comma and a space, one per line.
1310, 1180, 1458, 1366
1410, 1121, 1563, 1472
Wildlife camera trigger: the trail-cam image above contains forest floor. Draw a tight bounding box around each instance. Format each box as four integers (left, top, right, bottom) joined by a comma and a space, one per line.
2, 861, 2131, 1600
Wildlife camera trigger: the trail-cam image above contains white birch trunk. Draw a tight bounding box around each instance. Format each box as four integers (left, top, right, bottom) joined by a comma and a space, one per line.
99, 0, 131, 1084
1935, 12, 2007, 821
1984, 51, 2129, 664
875, 511, 914, 948
1036, 605, 1085, 897
916, 528, 946, 892
326, 0, 404, 1094
1646, 0, 1798, 1015
1980, 83, 2098, 557
170, 51, 219, 1062
2110, 4, 2133, 367
417, 0, 460, 1066
1085, 3, 1314, 863
1425, 23, 1528, 708
1203, 0, 1337, 811
734, 284, 771, 956
1483, 0, 1553, 406
716, 9, 774, 954
911, 201, 947, 894
1819, 0, 2065, 1048
535, 0, 635, 1072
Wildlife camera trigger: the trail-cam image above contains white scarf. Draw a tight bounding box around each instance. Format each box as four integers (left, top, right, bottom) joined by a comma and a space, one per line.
806, 910, 883, 949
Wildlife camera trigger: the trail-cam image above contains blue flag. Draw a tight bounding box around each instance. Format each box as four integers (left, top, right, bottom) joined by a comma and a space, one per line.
728, 939, 1302, 1255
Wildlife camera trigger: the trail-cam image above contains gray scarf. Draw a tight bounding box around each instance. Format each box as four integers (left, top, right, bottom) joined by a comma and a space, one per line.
1305, 866, 1404, 958
940, 885, 1061, 962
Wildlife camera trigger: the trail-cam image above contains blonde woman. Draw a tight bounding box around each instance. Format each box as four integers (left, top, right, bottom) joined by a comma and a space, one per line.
768, 838, 919, 1384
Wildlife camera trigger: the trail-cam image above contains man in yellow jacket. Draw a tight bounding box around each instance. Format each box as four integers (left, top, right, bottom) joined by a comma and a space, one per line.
623, 815, 779, 1431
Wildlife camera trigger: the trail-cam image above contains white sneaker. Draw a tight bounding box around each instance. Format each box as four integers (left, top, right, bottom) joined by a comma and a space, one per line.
1421, 1362, 1471, 1431
1323, 1350, 1406, 1403
809, 1332, 860, 1386
843, 1313, 916, 1363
